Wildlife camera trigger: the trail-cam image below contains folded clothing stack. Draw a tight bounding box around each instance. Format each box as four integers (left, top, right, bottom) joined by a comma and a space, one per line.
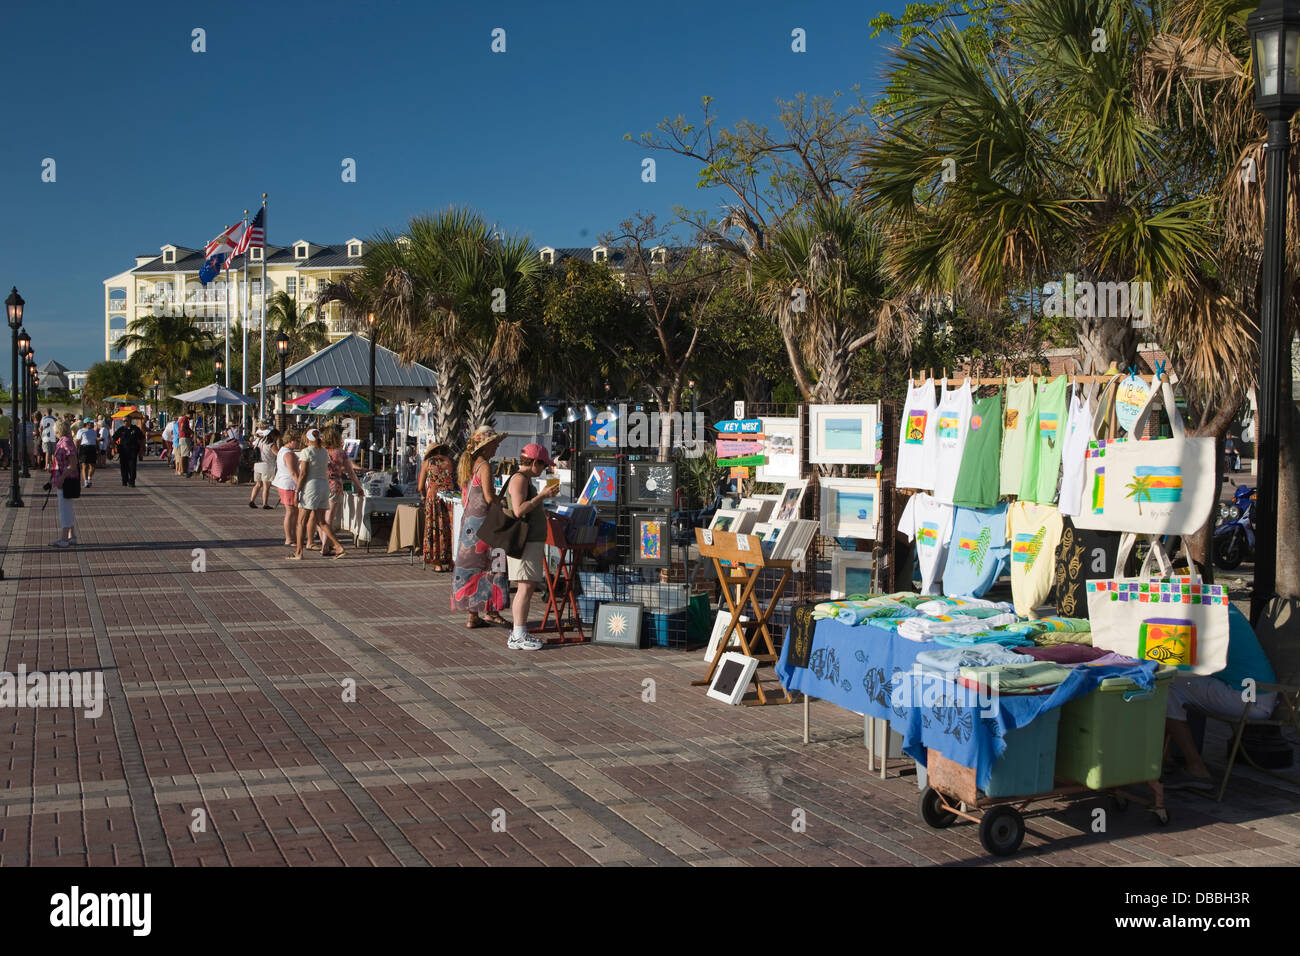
958, 660, 1071, 695
896, 613, 1020, 643
931, 626, 1035, 648
914, 643, 1027, 677
1026, 617, 1093, 646
1084, 651, 1140, 667
915, 597, 1013, 616
812, 600, 923, 624
1013, 644, 1110, 665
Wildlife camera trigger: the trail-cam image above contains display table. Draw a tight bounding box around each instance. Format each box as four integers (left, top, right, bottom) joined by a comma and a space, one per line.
201, 443, 241, 482
776, 618, 1158, 791
387, 503, 425, 562
341, 495, 421, 545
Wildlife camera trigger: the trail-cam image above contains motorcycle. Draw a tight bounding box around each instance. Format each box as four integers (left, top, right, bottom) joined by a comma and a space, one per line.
1213, 484, 1255, 571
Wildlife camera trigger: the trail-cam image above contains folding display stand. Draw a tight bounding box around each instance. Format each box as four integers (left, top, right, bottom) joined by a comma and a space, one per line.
534, 514, 592, 645
693, 528, 795, 706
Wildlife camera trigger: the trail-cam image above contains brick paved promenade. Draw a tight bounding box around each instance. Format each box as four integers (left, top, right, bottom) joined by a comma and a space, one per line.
1, 459, 1297, 866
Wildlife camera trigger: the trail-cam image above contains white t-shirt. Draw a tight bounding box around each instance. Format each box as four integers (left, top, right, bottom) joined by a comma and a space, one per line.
76, 427, 97, 446
273, 445, 298, 490
40, 416, 56, 443
932, 379, 973, 505
896, 378, 937, 491
898, 492, 956, 596
1057, 392, 1094, 517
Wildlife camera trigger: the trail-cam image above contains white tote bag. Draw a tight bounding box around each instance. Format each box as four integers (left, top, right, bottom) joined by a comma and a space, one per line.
1086, 534, 1229, 675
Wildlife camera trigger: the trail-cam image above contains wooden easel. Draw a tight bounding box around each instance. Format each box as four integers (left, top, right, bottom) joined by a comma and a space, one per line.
692, 528, 795, 706
534, 514, 592, 645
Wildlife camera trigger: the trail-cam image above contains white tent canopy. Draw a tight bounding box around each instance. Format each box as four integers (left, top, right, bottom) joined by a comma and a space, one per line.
172, 384, 257, 406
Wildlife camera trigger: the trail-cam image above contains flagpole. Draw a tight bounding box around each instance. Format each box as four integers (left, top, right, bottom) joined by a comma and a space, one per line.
259, 192, 268, 425
241, 208, 249, 435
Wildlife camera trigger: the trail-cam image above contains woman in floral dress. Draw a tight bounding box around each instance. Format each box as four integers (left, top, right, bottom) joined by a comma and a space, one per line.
452, 427, 509, 627
418, 442, 456, 571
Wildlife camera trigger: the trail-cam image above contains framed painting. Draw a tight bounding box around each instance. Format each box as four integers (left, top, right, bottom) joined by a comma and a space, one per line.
756, 416, 801, 481
577, 458, 619, 505
708, 509, 755, 535
808, 403, 881, 465
820, 477, 881, 538
831, 549, 876, 599
707, 652, 759, 705
581, 410, 620, 451
703, 610, 744, 662
593, 602, 644, 648
627, 461, 676, 508
631, 512, 671, 567
772, 479, 808, 522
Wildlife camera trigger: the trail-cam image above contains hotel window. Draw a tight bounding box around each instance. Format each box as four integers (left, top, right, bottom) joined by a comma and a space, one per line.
348, 242, 361, 257
251, 279, 262, 296
540, 249, 554, 265
651, 247, 666, 265
593, 248, 607, 263
250, 247, 262, 261
286, 276, 296, 296
163, 249, 175, 264
295, 243, 308, 259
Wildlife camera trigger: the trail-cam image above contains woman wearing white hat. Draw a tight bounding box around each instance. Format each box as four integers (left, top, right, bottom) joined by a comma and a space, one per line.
289, 427, 344, 559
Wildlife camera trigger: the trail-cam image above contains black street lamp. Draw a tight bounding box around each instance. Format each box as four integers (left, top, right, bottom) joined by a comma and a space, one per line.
367, 311, 377, 468
153, 376, 160, 417
5, 288, 23, 509
275, 330, 290, 433
1247, 0, 1300, 621
21, 350, 32, 478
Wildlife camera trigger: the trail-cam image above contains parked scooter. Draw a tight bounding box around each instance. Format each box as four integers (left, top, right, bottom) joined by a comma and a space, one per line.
1213, 484, 1256, 571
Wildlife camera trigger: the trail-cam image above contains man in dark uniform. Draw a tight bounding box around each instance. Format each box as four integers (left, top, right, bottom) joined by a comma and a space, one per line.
113, 416, 146, 487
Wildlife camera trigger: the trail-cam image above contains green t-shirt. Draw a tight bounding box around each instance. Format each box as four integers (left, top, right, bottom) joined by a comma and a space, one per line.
999, 377, 1035, 496
952, 393, 1003, 509
1019, 375, 1069, 504
0, 416, 11, 440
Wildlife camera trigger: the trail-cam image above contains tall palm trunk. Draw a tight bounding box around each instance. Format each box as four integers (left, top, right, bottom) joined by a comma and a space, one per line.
1076, 315, 1139, 374
464, 353, 497, 433
433, 352, 462, 445
1278, 338, 1300, 599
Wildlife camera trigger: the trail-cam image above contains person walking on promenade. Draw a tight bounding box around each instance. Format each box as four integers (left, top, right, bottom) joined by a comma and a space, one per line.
452, 426, 509, 628
39, 408, 56, 468
249, 427, 279, 509
290, 428, 344, 560
500, 444, 560, 651
273, 429, 302, 546
319, 426, 364, 556
46, 421, 79, 547
418, 442, 456, 571
174, 414, 194, 476
113, 415, 146, 487
0, 408, 11, 469
75, 417, 98, 488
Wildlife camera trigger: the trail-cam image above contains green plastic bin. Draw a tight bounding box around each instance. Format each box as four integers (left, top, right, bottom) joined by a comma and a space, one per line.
985, 707, 1061, 798
1054, 668, 1175, 790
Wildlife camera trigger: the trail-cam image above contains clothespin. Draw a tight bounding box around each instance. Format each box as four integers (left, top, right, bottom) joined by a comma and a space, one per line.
1126, 363, 1139, 381
1154, 359, 1167, 382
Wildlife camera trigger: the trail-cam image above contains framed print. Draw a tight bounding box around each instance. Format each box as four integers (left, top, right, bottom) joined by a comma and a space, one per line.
703, 610, 744, 662
707, 652, 759, 705
736, 497, 775, 522
708, 509, 755, 535
772, 479, 808, 522
831, 549, 875, 599
581, 410, 619, 451
577, 458, 619, 505
627, 461, 676, 508
593, 602, 644, 648
808, 403, 882, 465
820, 477, 881, 538
756, 417, 801, 481
771, 519, 819, 562
632, 512, 671, 567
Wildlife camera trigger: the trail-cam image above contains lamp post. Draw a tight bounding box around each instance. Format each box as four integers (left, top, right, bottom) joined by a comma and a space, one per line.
213, 358, 224, 434
5, 288, 24, 508
275, 330, 290, 432
1247, 0, 1300, 621
153, 376, 160, 422
367, 311, 377, 468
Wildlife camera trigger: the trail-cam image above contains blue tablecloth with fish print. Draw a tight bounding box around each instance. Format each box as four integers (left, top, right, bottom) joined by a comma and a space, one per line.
776, 619, 1158, 791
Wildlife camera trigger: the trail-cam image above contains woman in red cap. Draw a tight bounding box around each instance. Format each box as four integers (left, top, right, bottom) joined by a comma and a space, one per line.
500, 443, 561, 651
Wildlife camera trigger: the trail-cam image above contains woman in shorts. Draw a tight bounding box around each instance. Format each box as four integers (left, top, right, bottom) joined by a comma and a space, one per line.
272, 429, 301, 546
75, 418, 99, 488
249, 428, 279, 509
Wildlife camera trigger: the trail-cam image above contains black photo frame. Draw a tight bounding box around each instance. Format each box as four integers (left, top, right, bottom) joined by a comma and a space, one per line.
593, 602, 644, 648
577, 457, 620, 505
631, 511, 672, 567
627, 461, 677, 508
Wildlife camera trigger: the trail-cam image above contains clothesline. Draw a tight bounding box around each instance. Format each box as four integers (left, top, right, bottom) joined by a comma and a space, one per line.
909, 373, 1170, 387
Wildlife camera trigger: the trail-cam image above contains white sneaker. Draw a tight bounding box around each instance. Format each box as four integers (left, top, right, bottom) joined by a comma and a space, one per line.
84, 479, 91, 488
507, 632, 544, 651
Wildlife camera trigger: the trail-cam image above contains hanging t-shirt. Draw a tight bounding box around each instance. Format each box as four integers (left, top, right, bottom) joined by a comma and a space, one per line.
1052, 517, 1122, 619
896, 378, 937, 491
1007, 501, 1064, 618
999, 377, 1035, 496
898, 492, 955, 596
1018, 375, 1069, 504
1057, 391, 1094, 517
932, 379, 973, 505
951, 392, 1003, 509
943, 504, 1011, 599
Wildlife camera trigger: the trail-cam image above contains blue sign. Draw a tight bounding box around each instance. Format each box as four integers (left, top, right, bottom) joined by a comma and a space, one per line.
715, 419, 763, 435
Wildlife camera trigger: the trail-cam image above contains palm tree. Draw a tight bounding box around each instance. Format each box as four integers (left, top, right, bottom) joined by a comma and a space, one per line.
117, 313, 215, 392
748, 197, 898, 403
1126, 474, 1155, 516
265, 290, 329, 364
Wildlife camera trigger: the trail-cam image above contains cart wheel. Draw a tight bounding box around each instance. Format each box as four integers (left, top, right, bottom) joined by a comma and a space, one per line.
918, 787, 957, 829
1112, 794, 1130, 813
1151, 807, 1170, 826
979, 805, 1025, 856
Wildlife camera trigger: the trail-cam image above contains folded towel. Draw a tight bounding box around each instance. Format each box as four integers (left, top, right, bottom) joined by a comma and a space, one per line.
933, 631, 1034, 648
1031, 631, 1095, 647
959, 660, 1071, 693
915, 643, 1027, 676
1012, 644, 1110, 665
835, 604, 921, 625
1032, 616, 1092, 633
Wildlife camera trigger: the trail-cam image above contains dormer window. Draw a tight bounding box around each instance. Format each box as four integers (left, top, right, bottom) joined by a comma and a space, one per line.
294, 242, 309, 259
347, 241, 362, 257
162, 247, 175, 264
250, 247, 263, 262
539, 247, 555, 265
651, 246, 667, 265
592, 246, 608, 263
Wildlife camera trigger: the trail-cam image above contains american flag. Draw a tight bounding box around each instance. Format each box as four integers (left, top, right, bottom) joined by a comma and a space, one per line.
233, 208, 265, 258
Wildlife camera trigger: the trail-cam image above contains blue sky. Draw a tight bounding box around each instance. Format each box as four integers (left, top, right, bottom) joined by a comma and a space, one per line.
0, 0, 912, 373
